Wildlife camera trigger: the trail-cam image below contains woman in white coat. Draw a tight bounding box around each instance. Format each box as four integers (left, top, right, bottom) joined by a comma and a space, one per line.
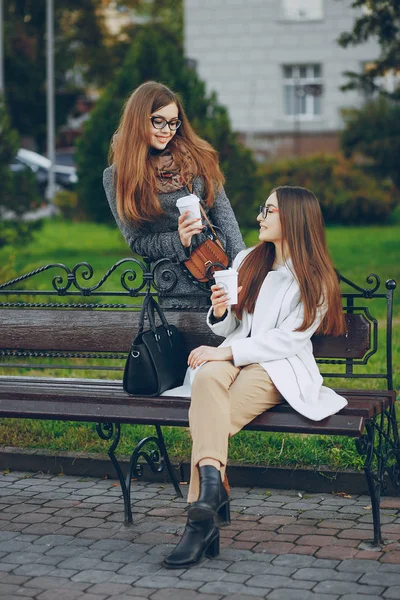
163, 185, 347, 569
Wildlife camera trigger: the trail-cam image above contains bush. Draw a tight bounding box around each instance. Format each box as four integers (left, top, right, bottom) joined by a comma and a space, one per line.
257, 153, 396, 225
53, 190, 79, 221
75, 25, 259, 228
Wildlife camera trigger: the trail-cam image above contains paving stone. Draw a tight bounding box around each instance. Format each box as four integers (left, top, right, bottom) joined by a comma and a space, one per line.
227, 561, 292, 576
339, 596, 385, 600
271, 554, 315, 568
13, 563, 55, 576
359, 571, 400, 586
0, 540, 31, 553
312, 580, 384, 595
337, 559, 381, 572
151, 590, 222, 600
71, 569, 114, 584
3, 550, 45, 564
383, 588, 400, 599
267, 591, 339, 600
58, 557, 101, 570
292, 567, 360, 582
23, 576, 88, 591
246, 574, 314, 590
135, 575, 201, 590
200, 581, 270, 596
36, 590, 82, 600
85, 582, 132, 595
117, 562, 162, 576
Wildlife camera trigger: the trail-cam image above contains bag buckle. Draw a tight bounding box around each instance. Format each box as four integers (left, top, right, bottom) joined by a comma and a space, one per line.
131, 350, 140, 358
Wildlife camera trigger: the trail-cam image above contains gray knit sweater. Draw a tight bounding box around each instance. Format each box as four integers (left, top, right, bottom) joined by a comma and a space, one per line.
103, 166, 245, 308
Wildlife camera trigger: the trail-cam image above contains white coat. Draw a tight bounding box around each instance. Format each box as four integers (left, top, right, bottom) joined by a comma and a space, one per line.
163, 248, 347, 422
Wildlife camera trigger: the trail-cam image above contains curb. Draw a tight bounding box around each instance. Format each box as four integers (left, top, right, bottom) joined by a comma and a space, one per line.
0, 446, 384, 495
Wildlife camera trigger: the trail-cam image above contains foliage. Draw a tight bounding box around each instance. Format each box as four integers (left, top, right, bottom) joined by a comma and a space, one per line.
337, 0, 400, 100
0, 96, 43, 250
341, 96, 400, 190
257, 153, 396, 224
115, 0, 184, 44
53, 190, 79, 222
3, 0, 112, 150
75, 25, 259, 227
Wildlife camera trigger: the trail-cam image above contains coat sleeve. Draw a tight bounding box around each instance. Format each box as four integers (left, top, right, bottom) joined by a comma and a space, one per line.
208, 185, 246, 262
230, 299, 327, 367
103, 166, 189, 263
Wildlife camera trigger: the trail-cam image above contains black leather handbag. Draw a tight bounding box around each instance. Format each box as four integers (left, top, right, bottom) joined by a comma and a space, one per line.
123, 295, 188, 396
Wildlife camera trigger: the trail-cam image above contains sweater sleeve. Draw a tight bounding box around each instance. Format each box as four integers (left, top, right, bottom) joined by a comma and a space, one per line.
230, 300, 327, 367
208, 185, 246, 262
103, 166, 189, 263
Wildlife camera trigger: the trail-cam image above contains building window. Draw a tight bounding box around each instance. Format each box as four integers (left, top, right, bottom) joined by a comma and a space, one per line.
283, 64, 323, 118
282, 0, 323, 21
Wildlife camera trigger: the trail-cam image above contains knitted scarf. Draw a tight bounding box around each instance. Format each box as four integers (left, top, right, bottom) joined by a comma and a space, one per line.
150, 150, 195, 194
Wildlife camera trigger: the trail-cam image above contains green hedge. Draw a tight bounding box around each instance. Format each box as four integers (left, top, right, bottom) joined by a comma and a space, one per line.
257, 153, 397, 225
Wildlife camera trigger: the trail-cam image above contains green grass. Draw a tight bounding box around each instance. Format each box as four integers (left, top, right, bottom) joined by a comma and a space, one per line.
0, 219, 399, 472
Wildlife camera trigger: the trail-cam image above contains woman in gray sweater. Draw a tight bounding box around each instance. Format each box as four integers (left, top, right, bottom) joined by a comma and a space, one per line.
103, 81, 245, 308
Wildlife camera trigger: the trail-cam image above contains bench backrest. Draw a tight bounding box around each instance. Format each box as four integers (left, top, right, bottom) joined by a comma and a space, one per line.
0, 258, 396, 389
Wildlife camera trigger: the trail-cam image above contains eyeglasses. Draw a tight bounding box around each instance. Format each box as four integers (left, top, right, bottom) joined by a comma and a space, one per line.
150, 116, 182, 131
259, 205, 279, 220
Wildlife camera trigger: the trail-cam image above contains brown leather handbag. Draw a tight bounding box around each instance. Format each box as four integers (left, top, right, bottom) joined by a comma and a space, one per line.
183, 204, 229, 284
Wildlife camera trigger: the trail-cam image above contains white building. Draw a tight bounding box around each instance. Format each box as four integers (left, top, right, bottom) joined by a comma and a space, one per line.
184, 0, 380, 160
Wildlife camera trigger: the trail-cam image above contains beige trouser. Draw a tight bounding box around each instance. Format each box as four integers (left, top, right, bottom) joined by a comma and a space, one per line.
187, 360, 284, 503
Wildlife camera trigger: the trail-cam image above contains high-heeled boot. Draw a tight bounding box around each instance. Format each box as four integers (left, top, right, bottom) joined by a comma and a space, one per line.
187, 465, 231, 527
162, 518, 219, 569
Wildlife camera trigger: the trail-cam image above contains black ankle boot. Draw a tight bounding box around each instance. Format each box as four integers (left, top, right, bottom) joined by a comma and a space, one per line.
187, 465, 231, 527
162, 518, 219, 569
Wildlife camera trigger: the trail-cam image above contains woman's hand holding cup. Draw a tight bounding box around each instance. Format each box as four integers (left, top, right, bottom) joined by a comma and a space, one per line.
178, 211, 204, 248
211, 283, 242, 319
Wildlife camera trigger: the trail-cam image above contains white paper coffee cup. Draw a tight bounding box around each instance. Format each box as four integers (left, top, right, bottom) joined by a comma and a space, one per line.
214, 268, 239, 305
176, 194, 201, 220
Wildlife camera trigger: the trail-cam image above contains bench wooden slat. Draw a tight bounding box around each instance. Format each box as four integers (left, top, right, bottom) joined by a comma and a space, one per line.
0, 395, 365, 437
0, 309, 371, 359
0, 377, 386, 437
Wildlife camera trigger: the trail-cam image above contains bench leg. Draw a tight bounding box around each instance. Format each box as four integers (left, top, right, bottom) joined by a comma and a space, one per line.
96, 422, 183, 526
356, 405, 400, 550
361, 420, 383, 548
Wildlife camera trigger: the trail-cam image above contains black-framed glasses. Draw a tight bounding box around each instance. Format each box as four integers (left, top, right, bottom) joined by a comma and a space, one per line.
150, 116, 182, 131
259, 205, 279, 219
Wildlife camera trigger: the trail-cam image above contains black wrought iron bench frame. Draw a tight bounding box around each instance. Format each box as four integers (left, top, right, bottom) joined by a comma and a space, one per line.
0, 257, 398, 550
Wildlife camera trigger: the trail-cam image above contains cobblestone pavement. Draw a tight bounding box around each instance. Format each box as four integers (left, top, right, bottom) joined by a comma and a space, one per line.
0, 470, 399, 599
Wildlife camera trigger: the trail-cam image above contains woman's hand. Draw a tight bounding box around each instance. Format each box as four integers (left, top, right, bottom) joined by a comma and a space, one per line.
178, 211, 204, 248
188, 345, 233, 369
211, 283, 243, 319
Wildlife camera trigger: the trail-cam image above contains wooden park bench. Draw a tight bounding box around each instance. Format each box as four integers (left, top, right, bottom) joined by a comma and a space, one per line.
0, 257, 398, 549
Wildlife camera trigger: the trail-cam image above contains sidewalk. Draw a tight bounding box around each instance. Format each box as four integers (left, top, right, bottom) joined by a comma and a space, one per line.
0, 470, 399, 600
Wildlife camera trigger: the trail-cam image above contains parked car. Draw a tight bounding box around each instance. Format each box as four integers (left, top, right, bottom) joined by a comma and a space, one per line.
10, 148, 78, 197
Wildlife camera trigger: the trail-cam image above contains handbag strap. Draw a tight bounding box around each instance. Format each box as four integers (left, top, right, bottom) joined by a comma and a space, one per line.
146, 296, 170, 332
185, 182, 224, 249
137, 294, 154, 335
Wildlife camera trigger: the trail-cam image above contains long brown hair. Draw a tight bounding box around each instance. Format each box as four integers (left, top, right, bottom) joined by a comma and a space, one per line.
235, 186, 345, 336
109, 81, 225, 225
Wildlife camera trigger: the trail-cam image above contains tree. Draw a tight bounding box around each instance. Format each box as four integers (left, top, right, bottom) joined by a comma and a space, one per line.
75, 25, 259, 227
115, 0, 183, 44
0, 96, 42, 249
3, 0, 112, 151
341, 96, 400, 190
338, 0, 400, 100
